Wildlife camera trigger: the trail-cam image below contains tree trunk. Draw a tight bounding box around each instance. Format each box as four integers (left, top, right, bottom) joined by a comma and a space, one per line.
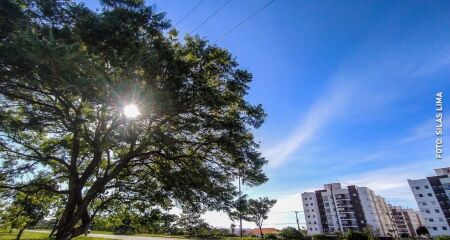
15, 228, 24, 240
259, 226, 263, 239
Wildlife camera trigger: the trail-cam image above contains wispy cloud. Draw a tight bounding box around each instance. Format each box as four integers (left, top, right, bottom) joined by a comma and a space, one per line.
340, 161, 447, 207
398, 119, 434, 144
263, 84, 353, 167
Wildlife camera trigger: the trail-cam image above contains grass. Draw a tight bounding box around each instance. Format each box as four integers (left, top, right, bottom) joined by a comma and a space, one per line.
13, 229, 188, 239
0, 229, 259, 240
0, 229, 113, 240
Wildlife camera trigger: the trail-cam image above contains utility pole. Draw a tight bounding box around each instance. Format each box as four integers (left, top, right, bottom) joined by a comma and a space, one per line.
239, 175, 243, 238
295, 211, 301, 231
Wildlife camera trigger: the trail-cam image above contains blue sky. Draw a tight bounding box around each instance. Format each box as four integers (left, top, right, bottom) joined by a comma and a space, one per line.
83, 0, 450, 228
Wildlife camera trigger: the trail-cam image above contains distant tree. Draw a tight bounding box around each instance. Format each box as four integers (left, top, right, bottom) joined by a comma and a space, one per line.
279, 227, 304, 240
242, 197, 277, 238
416, 226, 432, 239
0, 0, 268, 239
2, 192, 53, 240
230, 223, 236, 236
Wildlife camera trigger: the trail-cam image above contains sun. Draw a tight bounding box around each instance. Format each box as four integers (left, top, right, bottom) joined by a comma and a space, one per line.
123, 104, 141, 118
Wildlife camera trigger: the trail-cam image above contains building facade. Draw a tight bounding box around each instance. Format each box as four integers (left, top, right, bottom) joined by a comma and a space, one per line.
402, 208, 423, 237
408, 167, 450, 237
301, 183, 400, 237
388, 205, 422, 237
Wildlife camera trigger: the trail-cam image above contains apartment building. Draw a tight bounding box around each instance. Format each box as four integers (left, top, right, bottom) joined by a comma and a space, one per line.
389, 205, 422, 237
402, 208, 423, 237
408, 167, 450, 237
301, 183, 398, 237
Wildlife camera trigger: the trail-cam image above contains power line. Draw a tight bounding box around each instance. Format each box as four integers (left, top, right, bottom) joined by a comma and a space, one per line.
270, 210, 304, 214
190, 0, 233, 34
174, 0, 205, 27
265, 222, 304, 226
214, 0, 275, 43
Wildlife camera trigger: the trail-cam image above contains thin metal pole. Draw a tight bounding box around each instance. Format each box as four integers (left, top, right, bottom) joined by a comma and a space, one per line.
239, 175, 243, 237
295, 211, 301, 231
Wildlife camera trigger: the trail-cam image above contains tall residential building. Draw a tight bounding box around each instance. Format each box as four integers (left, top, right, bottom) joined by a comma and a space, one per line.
408, 167, 450, 237
403, 208, 423, 237
301, 183, 398, 237
389, 205, 422, 237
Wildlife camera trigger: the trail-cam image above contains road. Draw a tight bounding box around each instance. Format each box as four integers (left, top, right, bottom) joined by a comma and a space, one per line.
28, 230, 187, 240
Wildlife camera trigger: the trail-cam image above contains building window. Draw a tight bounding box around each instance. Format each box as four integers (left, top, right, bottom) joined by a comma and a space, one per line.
415, 186, 420, 190
428, 193, 433, 197
306, 203, 308, 206
431, 201, 436, 205
425, 210, 430, 213
429, 218, 434, 222
311, 203, 313, 206
310, 197, 312, 200
432, 227, 437, 231
312, 209, 314, 212
435, 209, 440, 213
424, 185, 429, 189
439, 218, 444, 222
443, 227, 448, 231
310, 228, 312, 231
418, 194, 423, 197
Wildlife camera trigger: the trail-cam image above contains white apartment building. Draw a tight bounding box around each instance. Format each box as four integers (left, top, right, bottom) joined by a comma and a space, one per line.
408, 167, 450, 237
301, 183, 399, 237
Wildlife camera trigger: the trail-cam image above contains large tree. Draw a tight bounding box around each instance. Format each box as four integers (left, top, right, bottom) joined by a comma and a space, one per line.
0, 0, 268, 239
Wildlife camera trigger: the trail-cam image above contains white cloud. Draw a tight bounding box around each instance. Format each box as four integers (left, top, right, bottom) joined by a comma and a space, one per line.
340, 161, 449, 207
263, 84, 352, 167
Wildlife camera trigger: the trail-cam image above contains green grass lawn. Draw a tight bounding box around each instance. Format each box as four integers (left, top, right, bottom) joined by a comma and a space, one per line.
91, 231, 186, 239
0, 230, 113, 240
12, 229, 187, 239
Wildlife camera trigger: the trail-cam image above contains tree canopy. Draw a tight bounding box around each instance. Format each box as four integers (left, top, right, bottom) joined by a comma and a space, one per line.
0, 0, 268, 239
242, 197, 277, 238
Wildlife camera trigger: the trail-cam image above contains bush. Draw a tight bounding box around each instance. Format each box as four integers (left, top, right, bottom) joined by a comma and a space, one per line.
435, 236, 450, 240
399, 233, 409, 238
279, 227, 304, 240
113, 225, 136, 235
312, 234, 329, 240
344, 231, 369, 240
265, 233, 278, 239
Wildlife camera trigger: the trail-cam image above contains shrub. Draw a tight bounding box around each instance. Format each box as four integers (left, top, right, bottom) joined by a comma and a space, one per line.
435, 236, 450, 240
279, 227, 304, 240
312, 234, 329, 240
265, 233, 279, 239
344, 231, 369, 240
399, 233, 409, 238
113, 225, 135, 235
